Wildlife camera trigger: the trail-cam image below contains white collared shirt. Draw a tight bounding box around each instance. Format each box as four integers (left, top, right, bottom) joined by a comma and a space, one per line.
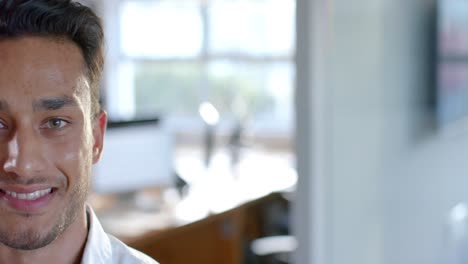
81, 206, 159, 264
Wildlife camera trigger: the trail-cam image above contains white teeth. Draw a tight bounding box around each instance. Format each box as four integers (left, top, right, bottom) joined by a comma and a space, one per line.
5, 188, 52, 200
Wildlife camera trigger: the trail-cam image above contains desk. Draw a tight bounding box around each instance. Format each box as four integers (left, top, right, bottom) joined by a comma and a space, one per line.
93, 147, 296, 263
95, 192, 289, 264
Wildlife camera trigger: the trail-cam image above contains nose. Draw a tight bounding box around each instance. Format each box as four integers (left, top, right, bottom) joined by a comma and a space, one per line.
3, 129, 47, 178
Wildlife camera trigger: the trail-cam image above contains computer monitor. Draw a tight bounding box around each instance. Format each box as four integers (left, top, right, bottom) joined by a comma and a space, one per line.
92, 119, 174, 194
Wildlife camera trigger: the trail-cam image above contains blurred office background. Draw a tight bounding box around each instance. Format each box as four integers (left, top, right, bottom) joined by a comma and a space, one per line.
81, 0, 468, 263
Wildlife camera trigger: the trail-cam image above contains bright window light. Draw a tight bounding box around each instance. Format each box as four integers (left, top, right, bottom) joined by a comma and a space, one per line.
120, 1, 203, 58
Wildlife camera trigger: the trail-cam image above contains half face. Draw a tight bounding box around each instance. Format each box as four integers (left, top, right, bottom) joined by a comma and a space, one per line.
0, 36, 106, 250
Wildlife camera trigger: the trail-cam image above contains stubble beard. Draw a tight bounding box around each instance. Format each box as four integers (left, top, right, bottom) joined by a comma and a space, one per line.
0, 177, 90, 251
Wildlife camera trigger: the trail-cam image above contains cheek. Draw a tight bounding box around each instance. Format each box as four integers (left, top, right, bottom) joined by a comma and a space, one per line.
47, 136, 93, 173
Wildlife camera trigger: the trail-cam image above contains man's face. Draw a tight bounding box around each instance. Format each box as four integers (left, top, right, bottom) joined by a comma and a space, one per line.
0, 36, 106, 250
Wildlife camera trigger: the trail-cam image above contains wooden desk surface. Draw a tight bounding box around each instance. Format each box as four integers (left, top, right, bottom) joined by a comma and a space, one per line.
94, 192, 289, 264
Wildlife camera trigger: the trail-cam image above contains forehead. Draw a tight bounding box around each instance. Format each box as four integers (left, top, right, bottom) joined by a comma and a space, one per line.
0, 36, 88, 103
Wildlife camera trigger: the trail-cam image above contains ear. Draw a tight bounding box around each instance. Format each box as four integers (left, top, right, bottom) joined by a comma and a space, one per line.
92, 110, 107, 164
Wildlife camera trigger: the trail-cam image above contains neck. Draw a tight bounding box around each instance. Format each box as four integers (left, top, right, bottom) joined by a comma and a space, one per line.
0, 207, 89, 264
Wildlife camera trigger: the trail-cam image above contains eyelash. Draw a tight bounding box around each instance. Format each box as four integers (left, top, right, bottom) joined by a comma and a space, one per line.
43, 118, 70, 129
0, 118, 71, 131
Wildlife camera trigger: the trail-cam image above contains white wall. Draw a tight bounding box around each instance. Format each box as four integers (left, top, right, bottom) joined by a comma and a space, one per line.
381, 1, 468, 263
295, 0, 468, 263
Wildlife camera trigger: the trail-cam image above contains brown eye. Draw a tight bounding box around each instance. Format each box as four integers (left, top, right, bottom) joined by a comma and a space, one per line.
46, 119, 68, 129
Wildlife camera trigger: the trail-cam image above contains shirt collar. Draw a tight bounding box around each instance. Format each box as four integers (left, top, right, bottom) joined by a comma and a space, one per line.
80, 205, 112, 264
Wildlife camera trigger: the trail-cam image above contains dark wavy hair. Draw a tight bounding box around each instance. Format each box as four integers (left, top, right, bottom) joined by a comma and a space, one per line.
0, 0, 104, 116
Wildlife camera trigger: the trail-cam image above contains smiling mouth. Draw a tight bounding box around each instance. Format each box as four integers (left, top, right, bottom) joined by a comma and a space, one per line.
1, 188, 53, 200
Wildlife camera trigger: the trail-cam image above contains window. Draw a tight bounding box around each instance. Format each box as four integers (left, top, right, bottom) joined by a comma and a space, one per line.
104, 0, 296, 140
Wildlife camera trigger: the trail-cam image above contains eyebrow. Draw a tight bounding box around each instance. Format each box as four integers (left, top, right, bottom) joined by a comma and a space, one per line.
32, 96, 77, 111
